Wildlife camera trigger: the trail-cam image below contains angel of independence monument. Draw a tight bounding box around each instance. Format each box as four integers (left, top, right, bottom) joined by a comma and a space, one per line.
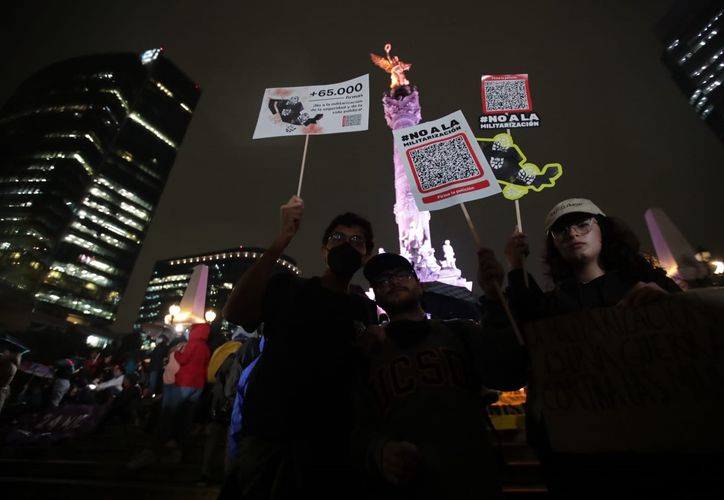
371, 44, 472, 292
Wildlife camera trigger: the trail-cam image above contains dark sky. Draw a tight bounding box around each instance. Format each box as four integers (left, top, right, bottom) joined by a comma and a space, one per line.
2, 1, 723, 333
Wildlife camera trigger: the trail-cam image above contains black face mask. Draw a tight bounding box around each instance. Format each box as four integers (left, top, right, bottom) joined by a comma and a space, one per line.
327, 243, 363, 279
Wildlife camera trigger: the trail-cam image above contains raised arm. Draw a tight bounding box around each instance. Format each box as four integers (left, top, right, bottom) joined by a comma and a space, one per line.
223, 196, 303, 329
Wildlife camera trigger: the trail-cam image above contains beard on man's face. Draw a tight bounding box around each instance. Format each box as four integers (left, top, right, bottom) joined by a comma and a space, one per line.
375, 288, 420, 316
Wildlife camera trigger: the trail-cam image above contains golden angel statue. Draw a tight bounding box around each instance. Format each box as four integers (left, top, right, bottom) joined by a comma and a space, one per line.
370, 43, 411, 89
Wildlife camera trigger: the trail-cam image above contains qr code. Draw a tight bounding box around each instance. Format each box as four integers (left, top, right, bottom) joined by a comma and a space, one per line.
408, 135, 480, 192
483, 80, 530, 113
342, 114, 361, 127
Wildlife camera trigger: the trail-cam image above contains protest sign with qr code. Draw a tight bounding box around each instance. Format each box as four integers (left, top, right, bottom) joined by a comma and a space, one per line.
479, 74, 541, 129
253, 74, 369, 139
393, 110, 501, 211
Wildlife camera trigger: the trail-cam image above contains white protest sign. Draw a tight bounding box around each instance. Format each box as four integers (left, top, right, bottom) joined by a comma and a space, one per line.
393, 110, 501, 211
252, 74, 369, 139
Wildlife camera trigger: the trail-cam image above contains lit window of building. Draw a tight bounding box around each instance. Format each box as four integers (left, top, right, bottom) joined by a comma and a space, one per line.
658, 3, 724, 144
134, 247, 299, 330
0, 50, 200, 327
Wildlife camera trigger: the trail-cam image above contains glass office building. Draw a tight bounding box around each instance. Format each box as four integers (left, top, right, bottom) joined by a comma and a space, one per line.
0, 49, 200, 326
135, 247, 300, 331
658, 1, 724, 144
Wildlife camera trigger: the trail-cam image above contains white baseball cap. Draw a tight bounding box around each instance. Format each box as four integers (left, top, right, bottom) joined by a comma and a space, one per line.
544, 198, 605, 233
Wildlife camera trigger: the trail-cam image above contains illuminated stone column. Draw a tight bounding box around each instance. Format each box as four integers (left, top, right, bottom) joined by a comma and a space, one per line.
382, 85, 442, 281
177, 264, 208, 324
644, 208, 709, 284
373, 45, 470, 288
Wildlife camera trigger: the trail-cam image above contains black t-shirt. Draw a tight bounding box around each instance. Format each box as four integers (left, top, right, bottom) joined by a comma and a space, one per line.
242, 273, 377, 450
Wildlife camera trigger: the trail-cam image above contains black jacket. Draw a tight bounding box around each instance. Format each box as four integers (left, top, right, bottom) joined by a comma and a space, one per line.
504, 268, 681, 322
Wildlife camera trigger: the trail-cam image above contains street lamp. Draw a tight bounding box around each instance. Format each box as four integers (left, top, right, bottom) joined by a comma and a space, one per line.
712, 260, 724, 275
205, 310, 217, 323
168, 304, 181, 325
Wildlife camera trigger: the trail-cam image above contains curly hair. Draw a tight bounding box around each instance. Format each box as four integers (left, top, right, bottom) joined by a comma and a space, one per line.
544, 215, 668, 284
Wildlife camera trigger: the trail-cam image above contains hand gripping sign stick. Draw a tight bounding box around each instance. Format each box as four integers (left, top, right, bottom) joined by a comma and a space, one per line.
459, 202, 524, 345
296, 134, 310, 197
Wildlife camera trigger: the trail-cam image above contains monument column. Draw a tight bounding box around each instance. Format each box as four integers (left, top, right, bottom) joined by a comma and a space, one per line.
371, 44, 469, 289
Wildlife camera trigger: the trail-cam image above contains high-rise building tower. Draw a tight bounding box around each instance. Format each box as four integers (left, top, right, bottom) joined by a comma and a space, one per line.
135, 247, 300, 331
0, 49, 200, 327
657, 1, 724, 144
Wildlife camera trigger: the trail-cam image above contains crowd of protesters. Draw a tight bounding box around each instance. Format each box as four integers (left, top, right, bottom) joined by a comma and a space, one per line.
1, 346, 145, 420
0, 194, 720, 499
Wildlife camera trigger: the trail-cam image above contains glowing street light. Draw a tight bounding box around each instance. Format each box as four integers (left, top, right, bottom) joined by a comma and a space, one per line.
169, 304, 181, 316
205, 310, 217, 323
712, 260, 724, 275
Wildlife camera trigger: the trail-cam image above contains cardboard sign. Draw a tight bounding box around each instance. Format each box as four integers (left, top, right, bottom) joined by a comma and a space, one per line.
480, 74, 541, 129
392, 110, 501, 211
476, 133, 562, 200
252, 74, 369, 139
524, 289, 724, 454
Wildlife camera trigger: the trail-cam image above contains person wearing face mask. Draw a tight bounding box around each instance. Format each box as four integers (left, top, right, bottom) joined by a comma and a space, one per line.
220, 195, 377, 500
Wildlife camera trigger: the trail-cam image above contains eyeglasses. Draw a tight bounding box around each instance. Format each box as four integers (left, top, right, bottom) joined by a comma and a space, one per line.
550, 217, 597, 241
372, 270, 415, 289
327, 231, 366, 250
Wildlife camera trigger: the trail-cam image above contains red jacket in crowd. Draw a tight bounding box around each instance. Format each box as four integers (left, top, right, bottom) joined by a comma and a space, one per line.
173, 323, 211, 389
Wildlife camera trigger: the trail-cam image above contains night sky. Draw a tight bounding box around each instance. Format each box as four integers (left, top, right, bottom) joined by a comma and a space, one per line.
1, 1, 723, 333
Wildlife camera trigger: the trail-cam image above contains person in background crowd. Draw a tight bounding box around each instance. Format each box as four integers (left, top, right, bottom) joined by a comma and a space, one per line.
91, 364, 126, 401
128, 324, 209, 468
0, 347, 24, 415
102, 372, 142, 426
47, 360, 74, 408
198, 333, 245, 486
145, 335, 169, 398
83, 349, 102, 378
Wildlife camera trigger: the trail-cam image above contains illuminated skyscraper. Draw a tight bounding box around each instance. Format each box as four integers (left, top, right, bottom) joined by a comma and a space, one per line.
135, 247, 300, 331
658, 1, 724, 144
0, 49, 200, 327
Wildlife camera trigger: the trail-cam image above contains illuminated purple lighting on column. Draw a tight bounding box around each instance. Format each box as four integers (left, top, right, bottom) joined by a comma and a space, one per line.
372, 44, 471, 289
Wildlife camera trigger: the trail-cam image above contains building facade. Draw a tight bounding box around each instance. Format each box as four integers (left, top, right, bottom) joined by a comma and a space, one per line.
0, 49, 200, 327
135, 247, 300, 331
658, 1, 724, 144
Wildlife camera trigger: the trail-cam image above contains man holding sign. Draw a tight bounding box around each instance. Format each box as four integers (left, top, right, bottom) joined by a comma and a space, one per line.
221, 196, 378, 499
